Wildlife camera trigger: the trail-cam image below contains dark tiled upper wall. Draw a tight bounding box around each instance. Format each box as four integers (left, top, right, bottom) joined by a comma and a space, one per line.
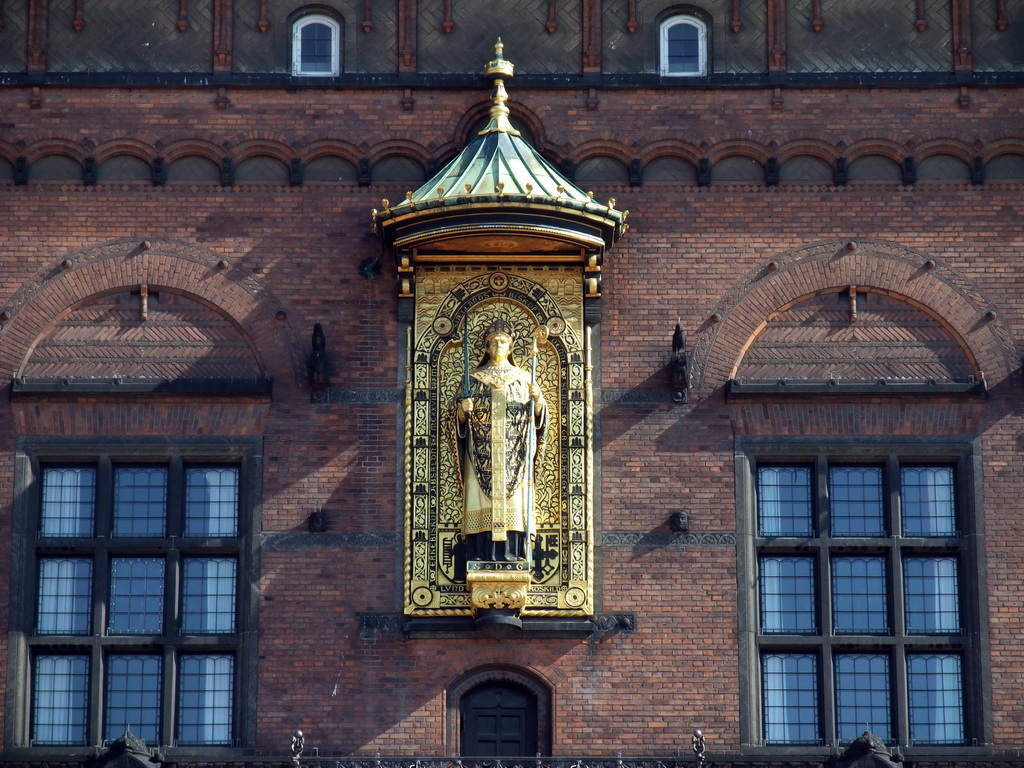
1, 0, 1023, 76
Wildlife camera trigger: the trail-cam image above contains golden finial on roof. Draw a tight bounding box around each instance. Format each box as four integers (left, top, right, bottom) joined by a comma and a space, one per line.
479, 38, 521, 137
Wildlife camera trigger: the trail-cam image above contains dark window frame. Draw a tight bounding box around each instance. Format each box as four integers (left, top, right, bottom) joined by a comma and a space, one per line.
8, 437, 261, 756
736, 437, 991, 754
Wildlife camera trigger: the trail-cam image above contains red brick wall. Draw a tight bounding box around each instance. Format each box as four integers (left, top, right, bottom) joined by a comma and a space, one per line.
1, 81, 1024, 754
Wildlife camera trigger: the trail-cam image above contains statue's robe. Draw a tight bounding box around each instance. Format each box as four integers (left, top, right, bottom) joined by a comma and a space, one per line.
456, 364, 547, 561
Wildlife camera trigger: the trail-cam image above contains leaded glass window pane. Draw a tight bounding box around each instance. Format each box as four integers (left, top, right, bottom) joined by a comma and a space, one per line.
41, 467, 95, 537
762, 653, 819, 745
666, 21, 700, 73
835, 653, 891, 743
33, 655, 89, 745
178, 654, 234, 745
37, 558, 92, 635
902, 466, 956, 536
182, 557, 237, 634
832, 556, 888, 633
907, 654, 964, 745
300, 22, 333, 72
108, 557, 165, 634
185, 467, 239, 537
758, 466, 813, 536
113, 467, 167, 537
830, 465, 885, 536
904, 557, 960, 634
760, 556, 816, 634
105, 654, 161, 744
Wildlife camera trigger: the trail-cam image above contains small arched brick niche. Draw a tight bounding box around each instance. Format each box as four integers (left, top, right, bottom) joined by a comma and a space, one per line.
19, 288, 263, 383
734, 288, 976, 383
445, 665, 552, 757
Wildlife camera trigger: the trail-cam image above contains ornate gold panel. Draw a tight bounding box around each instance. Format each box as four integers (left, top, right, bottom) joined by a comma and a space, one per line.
403, 265, 593, 618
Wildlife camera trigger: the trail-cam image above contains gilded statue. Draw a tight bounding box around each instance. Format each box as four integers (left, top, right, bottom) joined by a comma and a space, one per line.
455, 319, 548, 564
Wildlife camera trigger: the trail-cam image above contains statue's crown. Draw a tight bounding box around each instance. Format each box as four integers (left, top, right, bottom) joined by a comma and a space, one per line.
483, 319, 514, 339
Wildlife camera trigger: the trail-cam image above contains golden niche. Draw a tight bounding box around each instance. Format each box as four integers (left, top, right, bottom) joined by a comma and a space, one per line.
403, 266, 594, 626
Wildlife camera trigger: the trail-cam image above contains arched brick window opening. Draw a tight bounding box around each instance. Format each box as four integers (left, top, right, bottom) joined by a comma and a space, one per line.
660, 11, 709, 76
985, 153, 1024, 180
644, 156, 697, 183
304, 156, 358, 183
446, 666, 552, 757
29, 155, 81, 182
98, 155, 150, 182
236, 156, 289, 183
291, 12, 342, 76
917, 155, 971, 182
372, 156, 426, 183
848, 155, 901, 181
712, 155, 763, 182
779, 155, 833, 183
575, 155, 629, 184
167, 156, 220, 183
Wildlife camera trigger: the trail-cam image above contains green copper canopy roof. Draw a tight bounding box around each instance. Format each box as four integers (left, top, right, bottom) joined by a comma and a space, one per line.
373, 40, 626, 258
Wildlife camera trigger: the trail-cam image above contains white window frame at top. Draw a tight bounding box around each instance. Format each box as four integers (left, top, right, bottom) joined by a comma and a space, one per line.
659, 15, 708, 76
292, 14, 341, 76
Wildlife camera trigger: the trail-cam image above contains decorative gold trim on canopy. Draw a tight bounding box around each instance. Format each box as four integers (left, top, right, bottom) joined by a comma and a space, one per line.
373, 40, 627, 260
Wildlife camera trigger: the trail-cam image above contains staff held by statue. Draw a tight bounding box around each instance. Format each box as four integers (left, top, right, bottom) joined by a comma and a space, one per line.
525, 324, 548, 565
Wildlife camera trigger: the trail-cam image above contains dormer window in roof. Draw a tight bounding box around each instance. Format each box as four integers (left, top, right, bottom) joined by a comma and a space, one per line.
292, 13, 341, 76
660, 13, 708, 76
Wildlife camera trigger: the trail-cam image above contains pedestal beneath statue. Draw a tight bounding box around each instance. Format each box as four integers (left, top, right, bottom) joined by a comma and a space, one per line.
467, 561, 532, 627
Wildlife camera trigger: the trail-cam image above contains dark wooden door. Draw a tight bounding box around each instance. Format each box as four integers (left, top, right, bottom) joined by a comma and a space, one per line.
460, 682, 537, 757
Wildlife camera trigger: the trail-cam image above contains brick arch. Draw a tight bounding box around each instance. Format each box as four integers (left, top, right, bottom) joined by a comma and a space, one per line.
93, 138, 156, 164
0, 139, 18, 165
25, 138, 88, 164
915, 137, 977, 163
366, 140, 431, 166
636, 139, 702, 165
572, 139, 635, 166
444, 664, 553, 757
159, 138, 225, 164
299, 138, 363, 165
843, 138, 907, 163
231, 137, 295, 164
981, 138, 1024, 162
0, 240, 305, 388
693, 239, 1017, 392
775, 138, 839, 164
706, 139, 771, 164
